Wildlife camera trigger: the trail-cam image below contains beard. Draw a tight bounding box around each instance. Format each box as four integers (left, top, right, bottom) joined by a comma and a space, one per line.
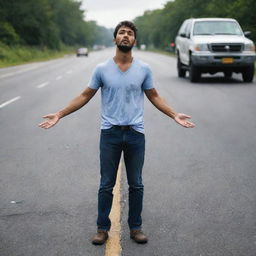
117, 43, 134, 53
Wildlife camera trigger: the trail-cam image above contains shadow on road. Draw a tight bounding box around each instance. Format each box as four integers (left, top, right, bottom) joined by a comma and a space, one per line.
179, 74, 255, 87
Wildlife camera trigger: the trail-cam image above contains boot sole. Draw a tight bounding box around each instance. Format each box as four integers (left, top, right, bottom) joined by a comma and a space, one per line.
92, 240, 107, 245
130, 236, 148, 244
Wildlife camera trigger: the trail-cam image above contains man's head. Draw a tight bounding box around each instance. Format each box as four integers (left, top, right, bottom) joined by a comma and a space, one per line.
113, 21, 137, 53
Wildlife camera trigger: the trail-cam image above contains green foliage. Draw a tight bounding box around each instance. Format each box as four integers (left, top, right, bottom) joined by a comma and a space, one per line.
134, 0, 256, 49
49, 0, 84, 46
94, 25, 114, 47
0, 0, 112, 50
0, 42, 76, 67
0, 22, 20, 45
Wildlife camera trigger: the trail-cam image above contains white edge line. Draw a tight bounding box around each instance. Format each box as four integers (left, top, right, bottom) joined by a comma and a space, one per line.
37, 82, 49, 89
0, 64, 45, 79
0, 96, 21, 109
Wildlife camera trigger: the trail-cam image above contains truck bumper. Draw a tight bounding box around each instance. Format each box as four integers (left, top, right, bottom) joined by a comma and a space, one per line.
191, 52, 256, 67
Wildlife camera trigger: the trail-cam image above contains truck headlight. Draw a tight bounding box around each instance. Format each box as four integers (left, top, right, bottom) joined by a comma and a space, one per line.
194, 44, 209, 51
244, 43, 255, 52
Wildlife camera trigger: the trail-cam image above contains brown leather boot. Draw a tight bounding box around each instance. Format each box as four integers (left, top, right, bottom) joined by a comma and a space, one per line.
130, 229, 148, 244
92, 230, 109, 245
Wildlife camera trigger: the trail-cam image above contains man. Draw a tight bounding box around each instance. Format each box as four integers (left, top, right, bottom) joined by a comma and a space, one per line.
39, 21, 195, 245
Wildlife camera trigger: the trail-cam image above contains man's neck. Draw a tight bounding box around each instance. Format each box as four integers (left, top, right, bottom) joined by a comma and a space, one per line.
114, 49, 133, 64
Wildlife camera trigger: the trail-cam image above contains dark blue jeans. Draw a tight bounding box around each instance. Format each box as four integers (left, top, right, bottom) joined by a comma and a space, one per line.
97, 126, 145, 231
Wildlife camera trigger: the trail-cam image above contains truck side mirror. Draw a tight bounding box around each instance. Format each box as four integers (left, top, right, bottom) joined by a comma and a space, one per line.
244, 31, 251, 36
180, 33, 186, 38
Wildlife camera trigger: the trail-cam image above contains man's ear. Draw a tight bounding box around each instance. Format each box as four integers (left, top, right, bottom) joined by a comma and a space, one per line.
113, 38, 116, 45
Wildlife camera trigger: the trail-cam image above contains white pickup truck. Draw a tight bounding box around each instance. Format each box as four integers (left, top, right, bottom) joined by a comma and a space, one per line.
175, 18, 256, 82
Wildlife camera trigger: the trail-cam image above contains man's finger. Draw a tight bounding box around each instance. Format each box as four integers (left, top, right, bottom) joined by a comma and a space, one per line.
187, 122, 195, 128
41, 124, 50, 129
181, 120, 195, 128
39, 122, 49, 128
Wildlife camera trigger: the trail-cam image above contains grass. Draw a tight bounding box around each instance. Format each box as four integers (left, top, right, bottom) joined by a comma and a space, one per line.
0, 43, 77, 68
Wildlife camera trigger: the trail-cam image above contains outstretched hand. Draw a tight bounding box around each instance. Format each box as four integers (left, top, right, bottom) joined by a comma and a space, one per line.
174, 113, 195, 128
38, 113, 60, 129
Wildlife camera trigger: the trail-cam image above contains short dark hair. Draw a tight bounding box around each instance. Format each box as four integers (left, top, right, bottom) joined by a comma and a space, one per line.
113, 21, 137, 39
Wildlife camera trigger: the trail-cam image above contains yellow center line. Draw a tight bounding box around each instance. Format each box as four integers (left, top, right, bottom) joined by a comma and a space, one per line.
105, 161, 122, 256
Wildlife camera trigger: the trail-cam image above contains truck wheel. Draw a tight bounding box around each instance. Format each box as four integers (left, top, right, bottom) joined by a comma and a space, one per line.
177, 56, 186, 78
242, 65, 254, 82
189, 63, 201, 82
224, 71, 232, 78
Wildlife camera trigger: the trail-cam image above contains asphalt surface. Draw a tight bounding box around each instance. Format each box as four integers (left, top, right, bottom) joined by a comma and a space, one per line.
1, 48, 256, 256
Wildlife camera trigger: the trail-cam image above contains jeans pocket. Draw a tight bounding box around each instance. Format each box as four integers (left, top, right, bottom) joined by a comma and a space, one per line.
130, 128, 144, 136
101, 126, 115, 135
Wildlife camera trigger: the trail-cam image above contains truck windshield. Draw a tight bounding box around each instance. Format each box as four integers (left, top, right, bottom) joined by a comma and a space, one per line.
193, 21, 243, 36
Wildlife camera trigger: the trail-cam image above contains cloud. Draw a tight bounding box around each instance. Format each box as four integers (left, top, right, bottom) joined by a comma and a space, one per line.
85, 8, 149, 28
82, 0, 167, 28
83, 0, 166, 11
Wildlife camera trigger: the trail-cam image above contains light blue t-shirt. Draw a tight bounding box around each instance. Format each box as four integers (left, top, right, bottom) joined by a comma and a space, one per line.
89, 58, 154, 133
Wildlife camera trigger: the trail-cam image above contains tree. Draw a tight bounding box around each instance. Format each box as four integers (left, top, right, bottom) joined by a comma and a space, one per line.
0, 0, 113, 49
134, 0, 255, 50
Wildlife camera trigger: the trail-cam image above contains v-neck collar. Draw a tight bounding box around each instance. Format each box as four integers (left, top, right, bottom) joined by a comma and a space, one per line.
112, 57, 134, 74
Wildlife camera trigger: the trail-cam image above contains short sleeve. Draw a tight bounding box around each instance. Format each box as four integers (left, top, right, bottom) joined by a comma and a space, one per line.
88, 65, 103, 90
142, 65, 154, 90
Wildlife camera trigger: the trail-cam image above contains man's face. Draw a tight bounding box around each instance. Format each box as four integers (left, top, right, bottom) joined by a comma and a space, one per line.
114, 26, 136, 53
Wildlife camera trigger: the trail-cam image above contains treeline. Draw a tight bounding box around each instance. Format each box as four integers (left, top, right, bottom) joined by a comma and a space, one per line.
134, 0, 256, 49
0, 0, 113, 49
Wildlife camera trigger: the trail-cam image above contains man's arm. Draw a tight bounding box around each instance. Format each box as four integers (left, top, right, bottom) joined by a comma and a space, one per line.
144, 88, 195, 128
38, 87, 97, 129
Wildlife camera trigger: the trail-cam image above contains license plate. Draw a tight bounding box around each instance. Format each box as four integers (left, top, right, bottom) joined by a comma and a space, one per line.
222, 58, 234, 64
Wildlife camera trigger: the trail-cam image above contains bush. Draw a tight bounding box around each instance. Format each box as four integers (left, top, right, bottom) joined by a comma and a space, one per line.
0, 22, 20, 45
0, 43, 76, 67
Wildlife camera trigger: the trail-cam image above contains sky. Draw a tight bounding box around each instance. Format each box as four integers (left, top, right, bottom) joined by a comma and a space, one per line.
81, 0, 169, 29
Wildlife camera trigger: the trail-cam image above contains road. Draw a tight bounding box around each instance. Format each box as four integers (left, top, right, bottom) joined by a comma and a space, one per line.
1, 48, 256, 256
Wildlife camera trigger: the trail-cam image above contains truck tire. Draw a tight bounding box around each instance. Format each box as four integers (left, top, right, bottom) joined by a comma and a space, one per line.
242, 65, 254, 82
177, 56, 186, 78
189, 63, 201, 82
